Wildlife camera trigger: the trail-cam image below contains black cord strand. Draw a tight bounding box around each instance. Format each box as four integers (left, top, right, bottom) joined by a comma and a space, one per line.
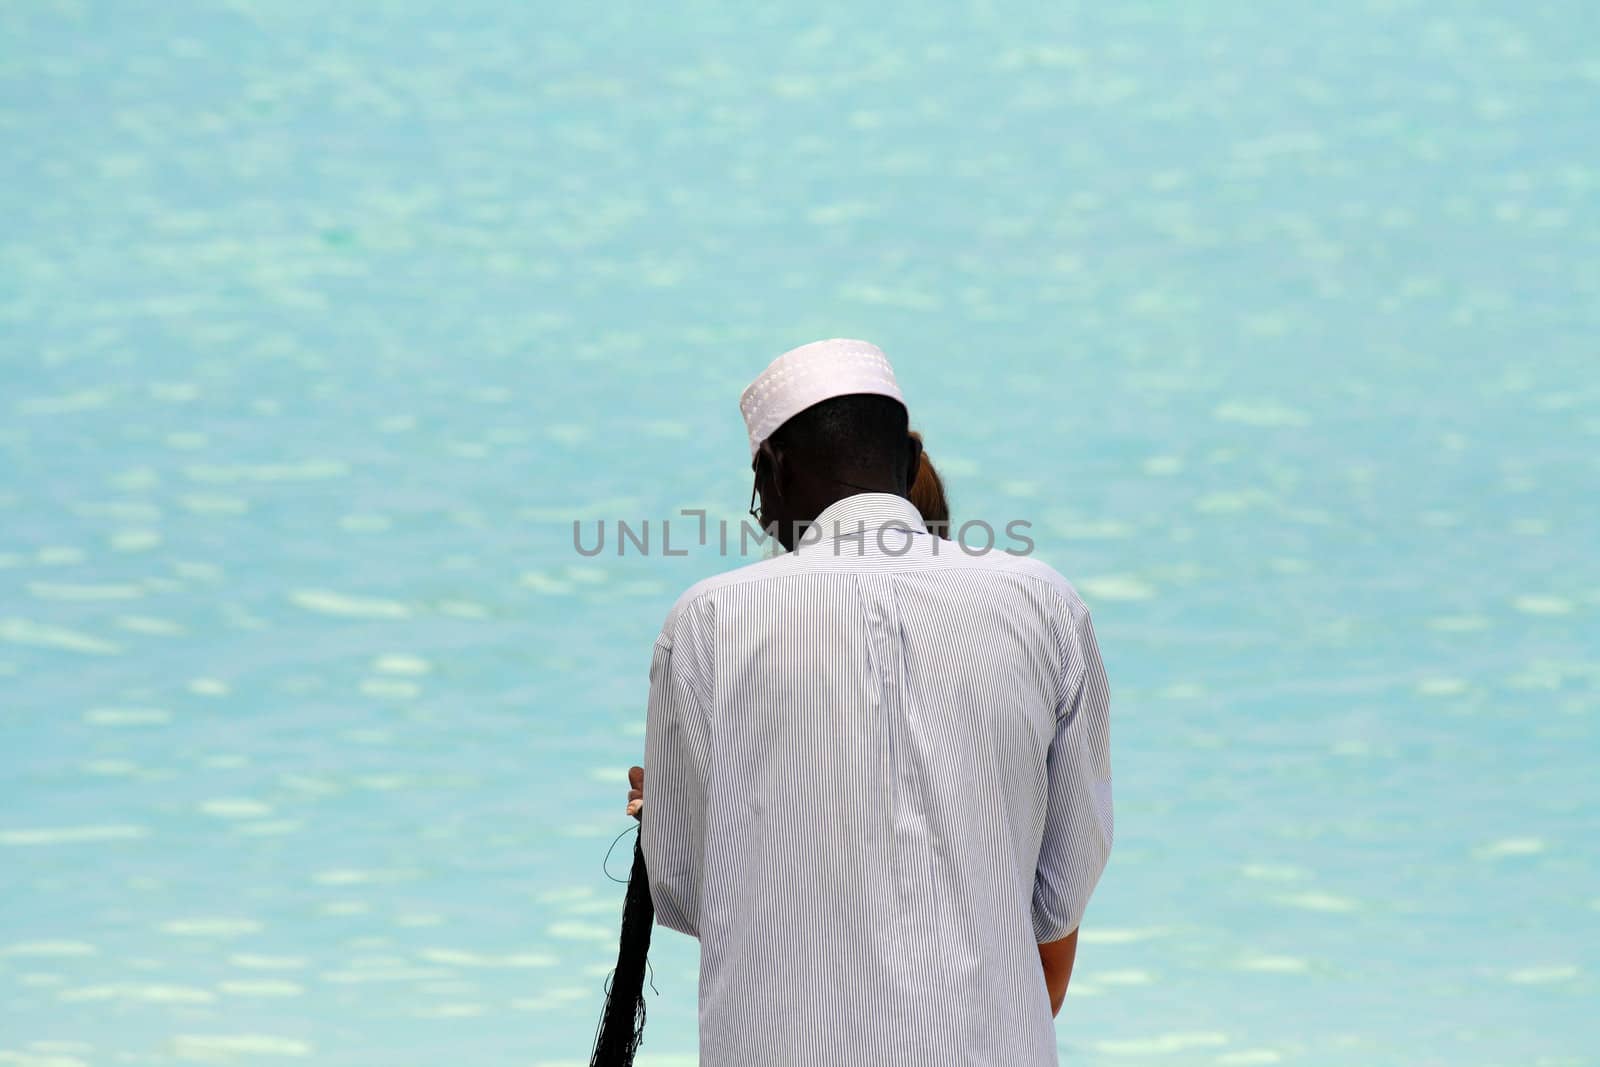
602, 824, 638, 884
589, 824, 655, 1066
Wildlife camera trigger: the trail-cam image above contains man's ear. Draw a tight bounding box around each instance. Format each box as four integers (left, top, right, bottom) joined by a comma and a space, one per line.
758, 440, 785, 501
903, 432, 924, 493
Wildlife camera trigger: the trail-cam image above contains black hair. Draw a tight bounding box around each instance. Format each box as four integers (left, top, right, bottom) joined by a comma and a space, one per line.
768, 392, 911, 481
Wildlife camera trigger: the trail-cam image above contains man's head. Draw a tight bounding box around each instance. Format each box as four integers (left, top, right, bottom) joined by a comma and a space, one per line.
741, 339, 921, 551
751, 393, 923, 549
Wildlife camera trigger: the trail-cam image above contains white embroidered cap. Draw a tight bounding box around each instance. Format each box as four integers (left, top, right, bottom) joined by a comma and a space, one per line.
739, 338, 906, 458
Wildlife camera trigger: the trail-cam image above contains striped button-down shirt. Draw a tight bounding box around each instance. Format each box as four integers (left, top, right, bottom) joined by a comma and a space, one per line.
642, 493, 1112, 1066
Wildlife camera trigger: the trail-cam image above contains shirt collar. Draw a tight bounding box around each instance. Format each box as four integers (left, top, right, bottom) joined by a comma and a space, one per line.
799, 492, 927, 547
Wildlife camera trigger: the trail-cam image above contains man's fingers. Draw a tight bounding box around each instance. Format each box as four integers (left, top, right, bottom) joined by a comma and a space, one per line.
627, 766, 645, 820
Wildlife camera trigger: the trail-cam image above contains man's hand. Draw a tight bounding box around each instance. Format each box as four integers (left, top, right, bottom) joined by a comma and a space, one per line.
627, 765, 644, 819
1039, 929, 1078, 1017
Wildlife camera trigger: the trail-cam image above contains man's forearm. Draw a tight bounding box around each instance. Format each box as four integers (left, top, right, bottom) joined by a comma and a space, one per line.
1038, 929, 1078, 1016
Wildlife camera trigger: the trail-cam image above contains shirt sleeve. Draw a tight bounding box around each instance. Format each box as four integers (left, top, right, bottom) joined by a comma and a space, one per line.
641, 620, 712, 939
1032, 606, 1114, 943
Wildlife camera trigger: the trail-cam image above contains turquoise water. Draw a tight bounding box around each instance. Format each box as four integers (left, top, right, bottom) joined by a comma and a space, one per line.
2, 2, 1596, 1064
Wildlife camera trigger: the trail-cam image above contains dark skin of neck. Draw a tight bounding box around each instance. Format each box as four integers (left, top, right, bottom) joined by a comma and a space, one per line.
753, 434, 924, 552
